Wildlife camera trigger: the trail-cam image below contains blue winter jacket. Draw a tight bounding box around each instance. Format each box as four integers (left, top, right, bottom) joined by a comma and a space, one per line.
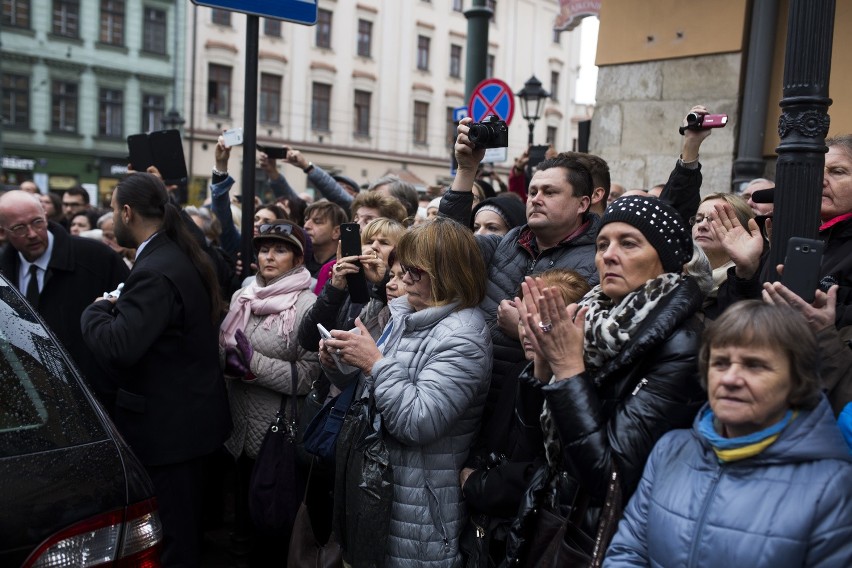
604, 396, 852, 567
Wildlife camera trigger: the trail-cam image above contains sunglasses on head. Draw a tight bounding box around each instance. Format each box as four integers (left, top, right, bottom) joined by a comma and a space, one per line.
258, 223, 294, 236
400, 264, 425, 282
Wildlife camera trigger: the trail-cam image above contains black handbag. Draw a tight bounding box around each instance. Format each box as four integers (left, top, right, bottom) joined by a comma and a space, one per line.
522, 464, 622, 568
287, 459, 344, 568
249, 363, 303, 535
332, 393, 393, 568
301, 379, 357, 464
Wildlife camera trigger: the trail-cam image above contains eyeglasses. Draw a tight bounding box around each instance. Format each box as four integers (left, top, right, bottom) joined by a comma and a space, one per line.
400, 264, 425, 282
61, 201, 85, 209
258, 223, 294, 236
688, 213, 712, 226
6, 217, 47, 237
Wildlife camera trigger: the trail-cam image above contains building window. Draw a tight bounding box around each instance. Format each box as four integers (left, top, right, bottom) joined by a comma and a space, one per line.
2, 0, 30, 28
211, 9, 230, 26
2, 73, 29, 129
316, 9, 332, 48
553, 29, 561, 44
260, 73, 281, 124
487, 0, 496, 23
207, 63, 231, 117
264, 18, 281, 37
51, 81, 78, 133
99, 0, 124, 45
311, 82, 331, 131
141, 93, 164, 132
486, 54, 495, 78
449, 44, 462, 78
52, 0, 79, 37
354, 90, 371, 137
445, 106, 456, 149
417, 35, 430, 71
550, 71, 559, 101
99, 88, 123, 138
547, 126, 557, 146
413, 101, 429, 145
357, 19, 372, 58
453, 0, 463, 12
142, 7, 167, 54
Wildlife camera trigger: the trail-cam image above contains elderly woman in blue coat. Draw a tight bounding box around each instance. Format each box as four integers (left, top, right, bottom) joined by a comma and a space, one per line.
604, 300, 852, 567
320, 216, 493, 567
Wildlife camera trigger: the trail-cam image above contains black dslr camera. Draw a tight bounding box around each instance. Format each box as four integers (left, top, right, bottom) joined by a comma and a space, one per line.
468, 115, 509, 150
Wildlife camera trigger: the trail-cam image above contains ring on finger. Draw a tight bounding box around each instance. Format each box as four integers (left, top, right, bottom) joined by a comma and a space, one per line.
336, 348, 342, 356
538, 321, 553, 333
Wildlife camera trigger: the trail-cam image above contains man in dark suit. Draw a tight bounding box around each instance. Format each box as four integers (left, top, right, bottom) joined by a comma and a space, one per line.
0, 190, 129, 408
81, 173, 231, 567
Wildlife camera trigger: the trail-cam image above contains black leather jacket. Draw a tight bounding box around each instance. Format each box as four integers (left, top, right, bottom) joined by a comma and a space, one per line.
504, 277, 707, 564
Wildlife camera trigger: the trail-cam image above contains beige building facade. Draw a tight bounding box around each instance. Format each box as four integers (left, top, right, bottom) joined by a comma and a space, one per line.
590, 0, 852, 194
183, 0, 593, 201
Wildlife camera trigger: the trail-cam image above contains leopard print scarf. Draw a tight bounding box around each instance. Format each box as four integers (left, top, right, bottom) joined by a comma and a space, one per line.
540, 273, 684, 468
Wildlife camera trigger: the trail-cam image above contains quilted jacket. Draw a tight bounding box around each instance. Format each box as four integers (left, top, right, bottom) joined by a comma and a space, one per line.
327, 296, 493, 567
605, 396, 852, 567
224, 279, 321, 459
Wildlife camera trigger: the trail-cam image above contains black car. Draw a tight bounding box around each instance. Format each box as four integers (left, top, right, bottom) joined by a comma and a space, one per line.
0, 276, 163, 567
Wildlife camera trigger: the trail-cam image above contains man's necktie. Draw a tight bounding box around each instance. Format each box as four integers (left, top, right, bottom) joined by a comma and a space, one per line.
26, 264, 40, 309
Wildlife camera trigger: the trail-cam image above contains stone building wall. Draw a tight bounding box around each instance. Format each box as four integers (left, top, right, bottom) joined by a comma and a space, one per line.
589, 53, 742, 194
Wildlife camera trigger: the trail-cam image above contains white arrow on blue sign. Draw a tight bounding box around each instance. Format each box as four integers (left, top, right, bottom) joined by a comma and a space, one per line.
191, 0, 318, 25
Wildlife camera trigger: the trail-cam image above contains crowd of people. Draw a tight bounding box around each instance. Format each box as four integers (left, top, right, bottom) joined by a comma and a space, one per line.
0, 104, 851, 568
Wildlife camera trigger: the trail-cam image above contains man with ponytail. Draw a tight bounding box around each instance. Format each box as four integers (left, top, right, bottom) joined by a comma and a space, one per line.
82, 172, 232, 567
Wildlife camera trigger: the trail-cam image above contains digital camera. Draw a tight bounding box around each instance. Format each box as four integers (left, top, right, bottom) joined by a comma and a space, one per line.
680, 113, 728, 135
468, 115, 509, 149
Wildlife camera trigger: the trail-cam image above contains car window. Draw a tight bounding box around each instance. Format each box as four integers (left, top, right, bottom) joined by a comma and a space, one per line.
0, 283, 105, 457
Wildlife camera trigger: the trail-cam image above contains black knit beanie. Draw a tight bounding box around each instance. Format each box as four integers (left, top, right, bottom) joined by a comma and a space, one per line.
600, 196, 692, 273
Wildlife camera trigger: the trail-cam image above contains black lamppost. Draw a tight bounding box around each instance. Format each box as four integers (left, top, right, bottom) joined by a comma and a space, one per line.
161, 108, 185, 130
516, 75, 549, 145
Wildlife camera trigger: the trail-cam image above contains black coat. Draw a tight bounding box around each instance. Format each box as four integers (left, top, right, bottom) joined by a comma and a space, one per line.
820, 215, 852, 327
505, 277, 707, 564
0, 223, 129, 407
81, 234, 231, 466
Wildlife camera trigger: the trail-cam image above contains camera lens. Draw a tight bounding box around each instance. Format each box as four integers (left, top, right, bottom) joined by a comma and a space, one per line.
802, 245, 810, 253
686, 112, 701, 125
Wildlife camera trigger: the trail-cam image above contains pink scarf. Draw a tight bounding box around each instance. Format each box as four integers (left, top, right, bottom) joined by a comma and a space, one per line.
219, 267, 312, 350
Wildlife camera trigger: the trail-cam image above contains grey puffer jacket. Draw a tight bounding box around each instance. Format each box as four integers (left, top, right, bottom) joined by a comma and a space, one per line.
605, 396, 852, 567
224, 278, 321, 459
328, 297, 493, 567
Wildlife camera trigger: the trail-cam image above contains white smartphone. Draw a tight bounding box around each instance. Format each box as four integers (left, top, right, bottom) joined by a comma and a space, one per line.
317, 323, 361, 374
223, 127, 244, 148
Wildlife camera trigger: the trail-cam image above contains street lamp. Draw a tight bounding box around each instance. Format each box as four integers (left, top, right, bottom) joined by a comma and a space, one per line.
516, 75, 549, 145
161, 108, 185, 130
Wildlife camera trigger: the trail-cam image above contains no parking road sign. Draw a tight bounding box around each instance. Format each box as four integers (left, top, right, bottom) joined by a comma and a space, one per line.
468, 78, 516, 125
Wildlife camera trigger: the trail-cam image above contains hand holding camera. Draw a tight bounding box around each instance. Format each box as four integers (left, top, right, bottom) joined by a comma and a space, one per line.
455, 117, 488, 171
679, 106, 727, 135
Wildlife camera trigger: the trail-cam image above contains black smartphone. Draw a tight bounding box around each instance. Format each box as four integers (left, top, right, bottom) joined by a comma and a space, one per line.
526, 144, 549, 176
339, 223, 370, 304
149, 130, 188, 184
781, 237, 824, 303
127, 133, 154, 172
127, 130, 188, 184
257, 144, 289, 160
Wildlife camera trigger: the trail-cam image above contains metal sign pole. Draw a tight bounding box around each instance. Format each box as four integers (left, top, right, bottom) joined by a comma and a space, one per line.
240, 14, 259, 279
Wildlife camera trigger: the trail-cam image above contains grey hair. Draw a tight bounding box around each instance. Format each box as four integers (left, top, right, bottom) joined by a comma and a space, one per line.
684, 240, 714, 297
367, 175, 419, 217
97, 211, 114, 229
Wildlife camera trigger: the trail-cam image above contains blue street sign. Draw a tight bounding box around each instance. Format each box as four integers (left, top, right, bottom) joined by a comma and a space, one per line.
191, 0, 318, 25
453, 106, 468, 123
468, 78, 516, 125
